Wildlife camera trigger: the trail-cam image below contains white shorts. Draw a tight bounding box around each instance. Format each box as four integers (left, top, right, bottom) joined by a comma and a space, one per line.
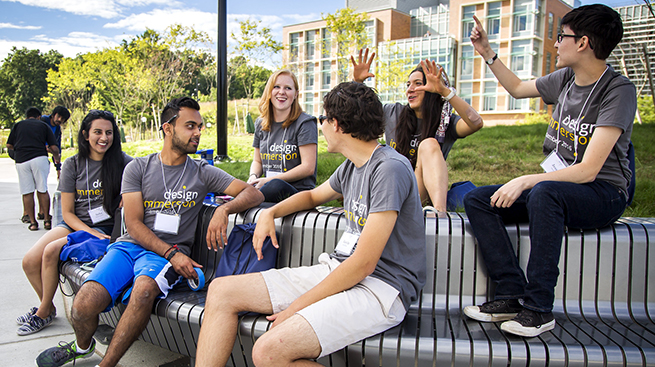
260, 253, 406, 358
16, 156, 50, 195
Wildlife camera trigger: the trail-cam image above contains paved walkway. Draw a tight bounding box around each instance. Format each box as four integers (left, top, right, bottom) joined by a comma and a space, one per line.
0, 158, 188, 366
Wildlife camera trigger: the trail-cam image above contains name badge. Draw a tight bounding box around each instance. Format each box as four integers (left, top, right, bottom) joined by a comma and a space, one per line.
89, 206, 111, 224
154, 213, 180, 235
540, 151, 570, 173
266, 170, 281, 178
335, 231, 360, 256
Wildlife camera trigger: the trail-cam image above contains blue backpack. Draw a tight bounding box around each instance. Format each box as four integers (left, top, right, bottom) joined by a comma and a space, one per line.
215, 223, 278, 277
59, 231, 110, 263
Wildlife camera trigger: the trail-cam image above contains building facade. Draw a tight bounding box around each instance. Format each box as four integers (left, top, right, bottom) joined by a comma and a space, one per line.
282, 0, 574, 124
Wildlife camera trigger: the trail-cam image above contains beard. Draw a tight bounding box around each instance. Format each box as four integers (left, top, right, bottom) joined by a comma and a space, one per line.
171, 130, 198, 155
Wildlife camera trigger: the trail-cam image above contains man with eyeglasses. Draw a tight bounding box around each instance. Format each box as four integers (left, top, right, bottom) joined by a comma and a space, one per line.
35, 97, 264, 367
464, 4, 636, 337
195, 81, 426, 366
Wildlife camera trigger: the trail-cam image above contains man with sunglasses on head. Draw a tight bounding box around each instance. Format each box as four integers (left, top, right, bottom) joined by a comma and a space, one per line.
195, 82, 426, 367
41, 106, 70, 180
463, 4, 636, 337
35, 97, 264, 367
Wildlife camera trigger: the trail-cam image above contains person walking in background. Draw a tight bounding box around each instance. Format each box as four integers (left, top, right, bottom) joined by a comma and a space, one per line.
6, 106, 60, 231
41, 106, 70, 180
248, 69, 318, 203
463, 4, 636, 337
352, 49, 483, 214
18, 110, 131, 336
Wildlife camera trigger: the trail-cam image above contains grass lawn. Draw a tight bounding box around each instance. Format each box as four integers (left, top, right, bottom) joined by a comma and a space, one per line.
4, 122, 654, 216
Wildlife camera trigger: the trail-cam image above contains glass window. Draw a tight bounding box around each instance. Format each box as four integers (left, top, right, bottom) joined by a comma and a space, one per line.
460, 82, 473, 105
485, 43, 500, 78
304, 93, 314, 116
511, 39, 531, 74
321, 28, 331, 58
509, 95, 529, 110
306, 30, 316, 60
532, 40, 541, 75
484, 82, 497, 111
365, 20, 375, 47
305, 63, 314, 90
487, 2, 501, 39
290, 33, 299, 62
548, 13, 554, 39
545, 51, 551, 74
462, 5, 476, 39
513, 0, 533, 37
461, 45, 474, 80
321, 61, 331, 89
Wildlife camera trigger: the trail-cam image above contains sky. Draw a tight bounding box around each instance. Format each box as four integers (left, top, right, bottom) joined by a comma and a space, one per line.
0, 0, 647, 66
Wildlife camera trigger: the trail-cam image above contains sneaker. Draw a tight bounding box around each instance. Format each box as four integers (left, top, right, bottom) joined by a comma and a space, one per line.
463, 299, 523, 322
35, 339, 96, 367
500, 309, 556, 337
17, 312, 55, 336
16, 306, 38, 324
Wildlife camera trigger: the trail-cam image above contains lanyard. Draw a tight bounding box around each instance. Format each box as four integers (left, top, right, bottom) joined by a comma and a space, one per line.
159, 154, 189, 215
555, 66, 608, 164
85, 158, 93, 212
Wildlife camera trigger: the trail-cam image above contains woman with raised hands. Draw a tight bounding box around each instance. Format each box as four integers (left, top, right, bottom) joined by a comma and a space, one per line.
352, 48, 484, 214
248, 69, 318, 203
17, 109, 132, 335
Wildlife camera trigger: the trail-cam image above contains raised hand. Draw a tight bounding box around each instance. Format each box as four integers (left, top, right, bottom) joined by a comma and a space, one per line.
350, 48, 376, 83
470, 15, 494, 59
416, 59, 449, 96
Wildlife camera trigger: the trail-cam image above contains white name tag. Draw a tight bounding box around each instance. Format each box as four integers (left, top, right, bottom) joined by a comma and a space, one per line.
89, 206, 111, 224
540, 151, 570, 173
154, 213, 180, 235
266, 170, 282, 178
335, 231, 360, 256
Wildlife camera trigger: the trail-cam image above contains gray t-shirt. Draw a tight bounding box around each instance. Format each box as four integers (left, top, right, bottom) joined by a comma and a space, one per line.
383, 102, 461, 160
329, 145, 426, 310
57, 153, 133, 227
252, 112, 318, 191
536, 66, 636, 195
117, 153, 235, 254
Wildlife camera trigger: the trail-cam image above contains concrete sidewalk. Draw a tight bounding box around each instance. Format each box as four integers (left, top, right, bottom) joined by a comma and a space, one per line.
0, 158, 189, 366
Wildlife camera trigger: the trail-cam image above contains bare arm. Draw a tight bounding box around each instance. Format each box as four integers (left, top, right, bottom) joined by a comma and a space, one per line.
249, 144, 317, 189
415, 59, 484, 138
470, 15, 539, 99
48, 145, 61, 165
267, 210, 398, 327
60, 192, 110, 239
491, 126, 622, 208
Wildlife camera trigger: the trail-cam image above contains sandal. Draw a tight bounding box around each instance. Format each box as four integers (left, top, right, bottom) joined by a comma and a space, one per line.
28, 222, 39, 231
20, 215, 30, 223
37, 213, 45, 220
43, 216, 52, 230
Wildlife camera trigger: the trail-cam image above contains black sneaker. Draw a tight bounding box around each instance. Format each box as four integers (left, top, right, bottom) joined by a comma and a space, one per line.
16, 306, 38, 324
501, 308, 556, 337
35, 339, 96, 367
463, 299, 523, 322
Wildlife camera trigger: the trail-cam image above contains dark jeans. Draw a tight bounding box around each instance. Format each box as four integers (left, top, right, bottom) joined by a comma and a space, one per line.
260, 178, 300, 203
463, 180, 626, 312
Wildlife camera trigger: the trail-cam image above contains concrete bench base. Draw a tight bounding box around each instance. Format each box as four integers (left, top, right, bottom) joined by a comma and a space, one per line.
60, 205, 655, 366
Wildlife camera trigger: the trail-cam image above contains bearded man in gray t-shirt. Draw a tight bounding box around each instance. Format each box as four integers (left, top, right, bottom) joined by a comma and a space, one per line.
36, 97, 264, 367
196, 82, 426, 366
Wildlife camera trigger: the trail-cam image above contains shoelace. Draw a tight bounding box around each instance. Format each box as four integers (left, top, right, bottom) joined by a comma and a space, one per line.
514, 310, 541, 328
53, 341, 76, 361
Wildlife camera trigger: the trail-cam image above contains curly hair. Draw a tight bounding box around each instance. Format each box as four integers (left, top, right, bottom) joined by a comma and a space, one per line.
323, 82, 384, 142
562, 4, 623, 60
258, 69, 302, 132
396, 65, 445, 168
77, 110, 124, 214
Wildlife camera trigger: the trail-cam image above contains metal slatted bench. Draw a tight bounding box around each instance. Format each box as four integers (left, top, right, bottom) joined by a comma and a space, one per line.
60, 205, 655, 366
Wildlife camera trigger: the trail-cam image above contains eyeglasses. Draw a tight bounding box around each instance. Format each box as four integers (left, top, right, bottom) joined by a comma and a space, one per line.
318, 115, 328, 125
557, 33, 582, 43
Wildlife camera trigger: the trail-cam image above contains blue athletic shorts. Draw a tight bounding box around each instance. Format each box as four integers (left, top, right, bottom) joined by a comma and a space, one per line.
85, 241, 182, 312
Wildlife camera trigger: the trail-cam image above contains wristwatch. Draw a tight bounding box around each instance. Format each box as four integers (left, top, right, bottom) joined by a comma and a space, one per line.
485, 53, 498, 66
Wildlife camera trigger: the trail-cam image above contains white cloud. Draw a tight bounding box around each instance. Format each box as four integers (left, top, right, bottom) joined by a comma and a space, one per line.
104, 8, 218, 37
1, 0, 183, 18
0, 32, 121, 61
0, 22, 41, 30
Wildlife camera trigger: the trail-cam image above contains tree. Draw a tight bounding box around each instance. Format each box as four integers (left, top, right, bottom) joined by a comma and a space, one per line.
44, 56, 94, 113
0, 47, 62, 126
323, 8, 369, 83
230, 19, 281, 108
375, 42, 414, 103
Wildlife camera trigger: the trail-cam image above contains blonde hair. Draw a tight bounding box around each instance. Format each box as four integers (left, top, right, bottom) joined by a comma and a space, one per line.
258, 69, 302, 131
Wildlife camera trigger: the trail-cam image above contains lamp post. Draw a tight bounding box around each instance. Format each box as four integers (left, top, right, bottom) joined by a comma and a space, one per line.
216, 0, 230, 161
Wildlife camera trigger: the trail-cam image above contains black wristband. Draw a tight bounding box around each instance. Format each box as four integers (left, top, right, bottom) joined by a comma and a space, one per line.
166, 249, 179, 261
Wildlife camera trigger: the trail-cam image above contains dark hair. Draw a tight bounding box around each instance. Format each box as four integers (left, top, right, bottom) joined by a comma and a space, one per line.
51, 106, 70, 121
77, 110, 124, 214
25, 106, 41, 119
562, 4, 623, 60
323, 82, 384, 142
161, 97, 201, 136
396, 65, 444, 167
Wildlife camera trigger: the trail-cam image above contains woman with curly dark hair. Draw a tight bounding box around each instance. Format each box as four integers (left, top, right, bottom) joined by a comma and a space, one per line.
352, 49, 484, 214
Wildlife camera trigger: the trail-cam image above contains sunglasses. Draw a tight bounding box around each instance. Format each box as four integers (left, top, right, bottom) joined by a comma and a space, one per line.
318, 115, 329, 125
